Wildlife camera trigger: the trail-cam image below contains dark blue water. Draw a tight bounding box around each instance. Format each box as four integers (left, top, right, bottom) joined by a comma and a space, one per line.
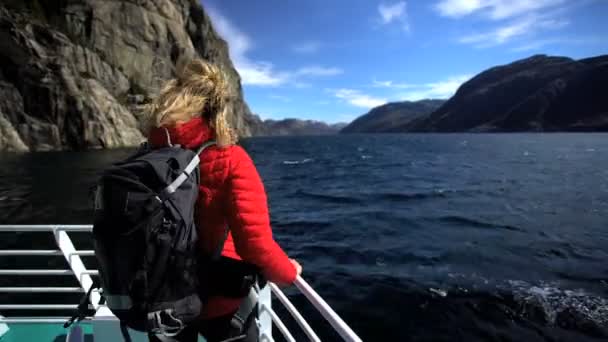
1, 134, 607, 341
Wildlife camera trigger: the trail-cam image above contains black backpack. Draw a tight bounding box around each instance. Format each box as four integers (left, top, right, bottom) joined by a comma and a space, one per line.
90, 140, 216, 338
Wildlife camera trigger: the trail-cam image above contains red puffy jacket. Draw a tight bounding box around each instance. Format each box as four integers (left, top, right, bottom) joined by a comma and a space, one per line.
149, 117, 296, 318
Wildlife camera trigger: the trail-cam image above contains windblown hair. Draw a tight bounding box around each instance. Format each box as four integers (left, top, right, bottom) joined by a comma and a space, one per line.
144, 58, 237, 146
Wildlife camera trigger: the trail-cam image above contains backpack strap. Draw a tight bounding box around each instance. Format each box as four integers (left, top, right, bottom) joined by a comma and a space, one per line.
195, 140, 217, 156
159, 141, 216, 200
230, 288, 259, 338
64, 280, 99, 328
119, 321, 133, 342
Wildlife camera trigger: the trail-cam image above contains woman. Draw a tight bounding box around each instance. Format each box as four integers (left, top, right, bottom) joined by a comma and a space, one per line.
145, 58, 302, 341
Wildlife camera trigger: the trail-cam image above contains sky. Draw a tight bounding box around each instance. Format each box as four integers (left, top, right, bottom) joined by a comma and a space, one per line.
201, 0, 608, 124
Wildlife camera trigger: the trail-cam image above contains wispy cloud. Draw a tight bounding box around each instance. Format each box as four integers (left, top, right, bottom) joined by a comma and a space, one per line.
434, 0, 565, 20
269, 94, 292, 102
378, 2, 410, 32
207, 7, 287, 86
330, 88, 388, 109
296, 66, 344, 77
511, 36, 608, 52
292, 41, 322, 54
372, 79, 416, 89
459, 15, 569, 47
434, 0, 579, 48
379, 2, 407, 23
207, 8, 341, 87
399, 75, 472, 101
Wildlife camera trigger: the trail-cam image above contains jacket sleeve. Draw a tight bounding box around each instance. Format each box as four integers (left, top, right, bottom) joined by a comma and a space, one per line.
225, 146, 297, 284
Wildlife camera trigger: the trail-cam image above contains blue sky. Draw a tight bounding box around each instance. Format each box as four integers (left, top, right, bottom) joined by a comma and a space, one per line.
201, 0, 608, 124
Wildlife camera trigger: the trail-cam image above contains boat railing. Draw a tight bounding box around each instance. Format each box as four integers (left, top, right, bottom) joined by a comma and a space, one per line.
0, 225, 362, 341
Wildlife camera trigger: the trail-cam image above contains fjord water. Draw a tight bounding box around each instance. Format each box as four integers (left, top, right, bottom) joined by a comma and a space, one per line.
1, 134, 607, 341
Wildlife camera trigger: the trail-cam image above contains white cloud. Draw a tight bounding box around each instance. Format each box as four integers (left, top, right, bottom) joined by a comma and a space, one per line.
399, 75, 472, 101
207, 7, 287, 86
459, 15, 569, 47
459, 17, 532, 45
236, 63, 290, 87
269, 94, 291, 102
373, 80, 394, 87
207, 8, 340, 87
328, 76, 470, 110
435, 0, 484, 18
292, 41, 321, 54
434, 0, 565, 20
379, 2, 407, 23
331, 88, 387, 108
378, 2, 410, 32
296, 66, 344, 77
434, 0, 576, 48
372, 79, 416, 89
511, 36, 608, 52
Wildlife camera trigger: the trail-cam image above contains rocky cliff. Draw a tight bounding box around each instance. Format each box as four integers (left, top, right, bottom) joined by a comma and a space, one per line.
341, 100, 445, 133
0, 0, 256, 152
410, 55, 608, 132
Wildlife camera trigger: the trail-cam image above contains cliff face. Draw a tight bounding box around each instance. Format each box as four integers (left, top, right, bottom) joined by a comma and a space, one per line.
410, 55, 608, 132
341, 100, 445, 133
0, 0, 256, 151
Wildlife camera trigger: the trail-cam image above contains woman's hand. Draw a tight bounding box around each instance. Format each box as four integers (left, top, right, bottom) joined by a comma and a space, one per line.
290, 259, 302, 277
267, 259, 302, 287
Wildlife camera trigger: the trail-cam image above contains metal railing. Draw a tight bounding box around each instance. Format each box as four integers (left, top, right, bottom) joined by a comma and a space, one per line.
0, 225, 362, 341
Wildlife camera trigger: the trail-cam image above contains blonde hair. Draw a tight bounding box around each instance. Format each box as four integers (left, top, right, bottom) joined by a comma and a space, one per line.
144, 58, 237, 146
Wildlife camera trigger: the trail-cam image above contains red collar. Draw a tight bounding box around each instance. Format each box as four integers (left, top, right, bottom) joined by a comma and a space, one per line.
148, 117, 215, 149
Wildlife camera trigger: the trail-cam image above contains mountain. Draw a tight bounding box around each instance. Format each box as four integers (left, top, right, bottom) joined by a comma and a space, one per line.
0, 0, 259, 152
341, 100, 445, 133
409, 54, 608, 132
256, 118, 346, 136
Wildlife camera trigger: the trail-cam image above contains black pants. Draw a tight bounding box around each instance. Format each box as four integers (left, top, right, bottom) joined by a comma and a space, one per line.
148, 312, 259, 342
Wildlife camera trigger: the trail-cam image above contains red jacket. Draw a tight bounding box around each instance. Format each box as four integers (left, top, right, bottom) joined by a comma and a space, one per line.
149, 117, 296, 318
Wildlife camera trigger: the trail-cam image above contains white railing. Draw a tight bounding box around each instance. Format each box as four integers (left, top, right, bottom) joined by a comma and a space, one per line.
0, 288, 84, 293
0, 225, 362, 341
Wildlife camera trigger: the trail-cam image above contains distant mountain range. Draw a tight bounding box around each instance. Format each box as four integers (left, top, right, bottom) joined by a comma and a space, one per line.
341, 100, 445, 133
341, 54, 608, 133
251, 117, 346, 136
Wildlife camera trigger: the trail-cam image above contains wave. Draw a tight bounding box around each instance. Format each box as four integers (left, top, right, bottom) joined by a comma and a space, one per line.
308, 273, 608, 340
375, 190, 449, 202
283, 158, 313, 165
294, 190, 363, 204
272, 220, 332, 230
506, 280, 608, 330
438, 215, 525, 232
0, 196, 25, 202
289, 273, 608, 341
293, 189, 463, 205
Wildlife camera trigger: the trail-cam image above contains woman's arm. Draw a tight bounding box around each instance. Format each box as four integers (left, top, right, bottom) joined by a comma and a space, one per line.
225, 146, 298, 285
